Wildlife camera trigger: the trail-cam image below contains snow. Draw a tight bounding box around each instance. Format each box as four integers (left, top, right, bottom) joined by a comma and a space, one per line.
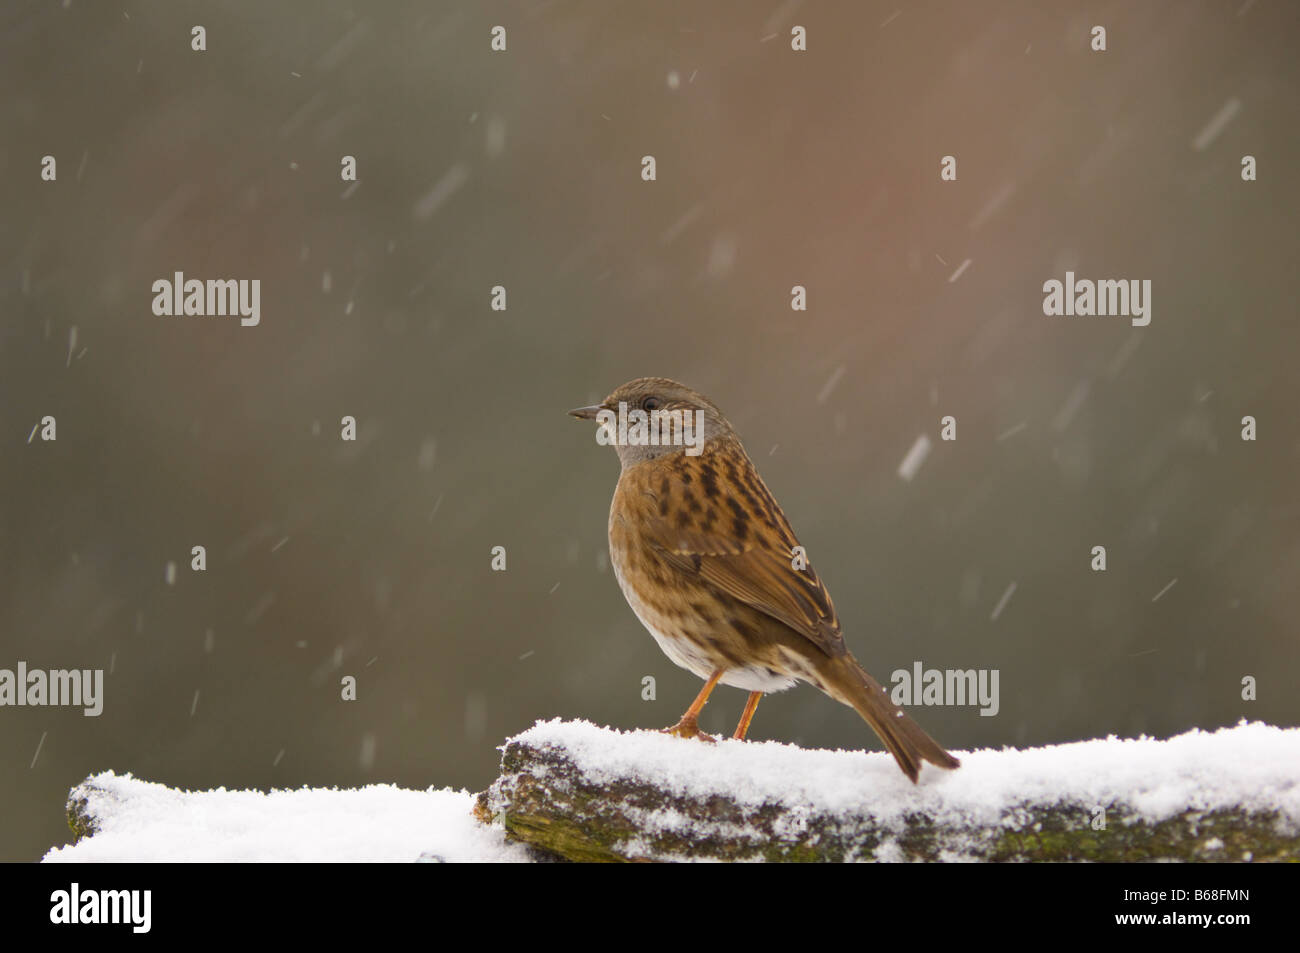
43, 720, 1298, 862
513, 718, 1300, 834
897, 433, 931, 481
44, 777, 531, 863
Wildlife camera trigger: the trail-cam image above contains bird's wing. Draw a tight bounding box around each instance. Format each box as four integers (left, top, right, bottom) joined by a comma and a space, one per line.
627, 452, 846, 659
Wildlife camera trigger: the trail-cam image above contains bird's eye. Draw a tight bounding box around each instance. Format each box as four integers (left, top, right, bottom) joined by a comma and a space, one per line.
643, 396, 661, 411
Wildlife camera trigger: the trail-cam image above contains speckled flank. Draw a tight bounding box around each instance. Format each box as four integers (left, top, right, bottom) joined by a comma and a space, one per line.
608, 438, 821, 694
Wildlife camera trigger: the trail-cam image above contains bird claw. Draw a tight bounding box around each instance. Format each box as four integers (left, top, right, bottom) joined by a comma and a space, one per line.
659, 720, 717, 743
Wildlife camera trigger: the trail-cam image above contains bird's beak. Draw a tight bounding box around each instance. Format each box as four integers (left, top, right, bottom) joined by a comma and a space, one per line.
568, 405, 602, 421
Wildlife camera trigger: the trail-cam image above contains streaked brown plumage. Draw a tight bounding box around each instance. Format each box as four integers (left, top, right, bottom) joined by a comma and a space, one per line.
570, 377, 960, 782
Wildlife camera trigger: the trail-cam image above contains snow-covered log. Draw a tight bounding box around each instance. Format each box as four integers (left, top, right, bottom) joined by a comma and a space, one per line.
474, 720, 1300, 862
50, 720, 1299, 862
53, 776, 534, 862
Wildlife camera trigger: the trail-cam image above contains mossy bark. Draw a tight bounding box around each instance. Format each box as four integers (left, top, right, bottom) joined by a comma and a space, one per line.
66, 784, 103, 841
473, 737, 1300, 863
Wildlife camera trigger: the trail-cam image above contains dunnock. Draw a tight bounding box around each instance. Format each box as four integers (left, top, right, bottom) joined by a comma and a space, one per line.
570, 377, 959, 782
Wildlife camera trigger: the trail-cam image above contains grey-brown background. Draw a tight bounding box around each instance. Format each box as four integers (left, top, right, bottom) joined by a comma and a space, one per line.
2, 1, 1297, 862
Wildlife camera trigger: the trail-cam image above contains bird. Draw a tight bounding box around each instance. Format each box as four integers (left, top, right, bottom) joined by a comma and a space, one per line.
569, 377, 960, 783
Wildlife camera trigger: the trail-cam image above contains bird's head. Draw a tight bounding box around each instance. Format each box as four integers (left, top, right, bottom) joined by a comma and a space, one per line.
569, 377, 733, 468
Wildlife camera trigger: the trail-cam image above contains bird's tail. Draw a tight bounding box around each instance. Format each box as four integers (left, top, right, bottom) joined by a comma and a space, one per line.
817, 653, 961, 783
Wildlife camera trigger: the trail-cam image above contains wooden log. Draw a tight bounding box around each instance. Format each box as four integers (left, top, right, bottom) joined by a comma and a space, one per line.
473, 720, 1300, 862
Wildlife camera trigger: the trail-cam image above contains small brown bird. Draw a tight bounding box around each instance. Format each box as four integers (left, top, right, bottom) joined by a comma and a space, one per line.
570, 377, 960, 782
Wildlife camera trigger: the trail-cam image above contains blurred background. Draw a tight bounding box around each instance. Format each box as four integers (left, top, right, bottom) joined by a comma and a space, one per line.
2, 1, 1297, 861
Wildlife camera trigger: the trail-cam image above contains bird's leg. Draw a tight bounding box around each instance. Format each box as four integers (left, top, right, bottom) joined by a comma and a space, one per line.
732, 691, 762, 740
661, 670, 723, 742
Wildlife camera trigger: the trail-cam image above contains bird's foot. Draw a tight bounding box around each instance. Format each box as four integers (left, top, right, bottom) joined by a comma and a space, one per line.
659, 718, 717, 743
